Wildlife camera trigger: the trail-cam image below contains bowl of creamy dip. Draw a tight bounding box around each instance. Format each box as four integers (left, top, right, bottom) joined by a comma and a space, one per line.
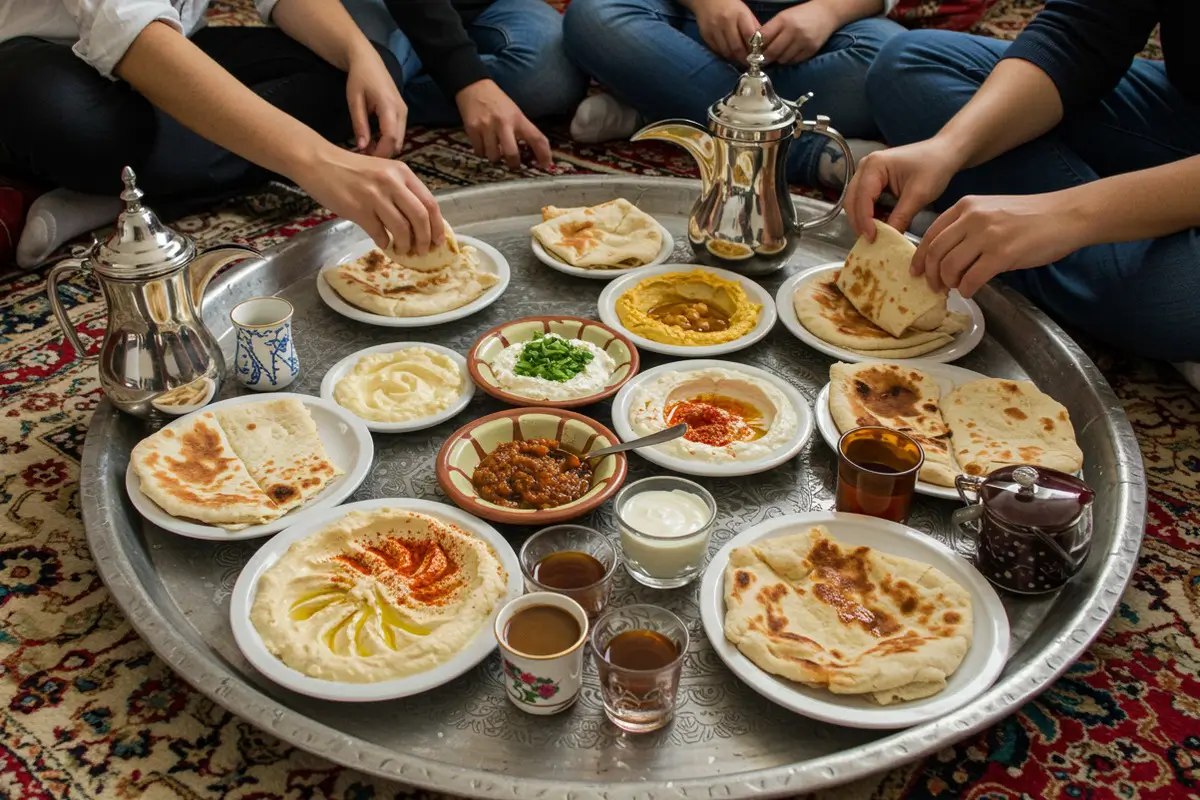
320, 342, 475, 433
614, 476, 717, 589
468, 316, 640, 408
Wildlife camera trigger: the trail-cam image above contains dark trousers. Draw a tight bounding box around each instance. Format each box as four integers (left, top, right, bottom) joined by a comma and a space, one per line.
0, 27, 401, 217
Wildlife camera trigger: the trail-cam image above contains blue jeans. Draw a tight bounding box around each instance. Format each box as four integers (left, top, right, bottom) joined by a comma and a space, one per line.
562, 0, 904, 185
867, 31, 1200, 362
343, 0, 587, 125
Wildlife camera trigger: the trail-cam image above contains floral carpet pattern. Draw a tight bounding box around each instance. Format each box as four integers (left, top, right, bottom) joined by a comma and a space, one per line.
2, 2, 1196, 799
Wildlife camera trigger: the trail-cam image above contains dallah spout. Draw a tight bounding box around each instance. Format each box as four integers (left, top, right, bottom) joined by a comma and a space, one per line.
187, 244, 260, 315
632, 119, 717, 196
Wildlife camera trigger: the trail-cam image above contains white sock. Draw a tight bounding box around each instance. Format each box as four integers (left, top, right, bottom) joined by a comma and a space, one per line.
570, 94, 640, 144
1174, 362, 1200, 392
818, 138, 887, 188
16, 189, 122, 268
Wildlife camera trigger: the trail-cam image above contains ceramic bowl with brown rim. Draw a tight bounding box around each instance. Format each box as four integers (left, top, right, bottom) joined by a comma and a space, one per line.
436, 407, 628, 526
467, 316, 639, 408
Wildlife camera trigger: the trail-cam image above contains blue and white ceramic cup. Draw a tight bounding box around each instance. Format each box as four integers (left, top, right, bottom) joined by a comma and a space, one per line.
231, 297, 300, 391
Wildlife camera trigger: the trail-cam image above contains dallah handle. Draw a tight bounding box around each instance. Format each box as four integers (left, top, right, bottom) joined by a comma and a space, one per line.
46, 258, 90, 359
792, 115, 854, 233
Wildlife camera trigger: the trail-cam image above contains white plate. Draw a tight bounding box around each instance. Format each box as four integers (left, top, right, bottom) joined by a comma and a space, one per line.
610, 359, 814, 477
776, 263, 985, 363
814, 359, 986, 500
125, 393, 373, 542
229, 498, 523, 702
598, 264, 777, 357
316, 234, 510, 328
319, 342, 475, 433
699, 511, 1009, 729
531, 222, 675, 280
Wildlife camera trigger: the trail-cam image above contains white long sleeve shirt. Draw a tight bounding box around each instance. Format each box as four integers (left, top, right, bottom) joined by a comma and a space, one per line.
0, 0, 279, 78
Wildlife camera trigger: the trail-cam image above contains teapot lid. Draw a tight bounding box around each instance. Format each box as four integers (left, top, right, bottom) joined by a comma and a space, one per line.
709, 31, 797, 133
978, 465, 1094, 533
93, 167, 195, 278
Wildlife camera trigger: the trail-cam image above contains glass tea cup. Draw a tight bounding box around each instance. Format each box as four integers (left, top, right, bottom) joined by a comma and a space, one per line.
835, 426, 924, 524
590, 604, 689, 733
519, 524, 618, 618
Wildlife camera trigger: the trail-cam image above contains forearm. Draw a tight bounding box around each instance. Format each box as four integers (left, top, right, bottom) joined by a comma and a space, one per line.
270, 0, 375, 71
808, 0, 886, 26
115, 21, 326, 180
383, 0, 486, 96
1069, 156, 1200, 245
934, 59, 1064, 171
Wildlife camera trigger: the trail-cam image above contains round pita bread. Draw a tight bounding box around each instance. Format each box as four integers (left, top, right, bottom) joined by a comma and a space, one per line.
837, 221, 949, 338
328, 241, 498, 318
531, 198, 663, 269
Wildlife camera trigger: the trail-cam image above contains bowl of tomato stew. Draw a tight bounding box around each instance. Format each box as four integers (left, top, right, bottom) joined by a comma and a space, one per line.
436, 407, 628, 525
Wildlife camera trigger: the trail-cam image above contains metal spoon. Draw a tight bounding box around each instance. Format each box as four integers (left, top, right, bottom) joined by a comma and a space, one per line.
550, 423, 689, 467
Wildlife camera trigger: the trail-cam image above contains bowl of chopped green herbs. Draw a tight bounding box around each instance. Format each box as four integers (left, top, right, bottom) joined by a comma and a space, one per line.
468, 316, 640, 408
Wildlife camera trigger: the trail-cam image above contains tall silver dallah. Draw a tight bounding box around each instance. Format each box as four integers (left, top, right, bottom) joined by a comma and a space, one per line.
46, 168, 259, 418
634, 31, 854, 274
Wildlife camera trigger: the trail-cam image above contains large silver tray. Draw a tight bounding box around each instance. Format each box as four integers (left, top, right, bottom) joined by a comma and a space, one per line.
82, 177, 1146, 799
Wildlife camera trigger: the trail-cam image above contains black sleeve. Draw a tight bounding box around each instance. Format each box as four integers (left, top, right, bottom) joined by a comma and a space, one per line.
383, 0, 489, 97
1001, 0, 1160, 109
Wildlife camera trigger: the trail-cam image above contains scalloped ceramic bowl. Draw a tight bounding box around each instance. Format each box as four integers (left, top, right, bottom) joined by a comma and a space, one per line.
467, 316, 639, 408
436, 408, 627, 525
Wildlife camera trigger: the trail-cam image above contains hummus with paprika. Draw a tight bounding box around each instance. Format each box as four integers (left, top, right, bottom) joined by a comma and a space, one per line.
250, 508, 507, 683
628, 368, 797, 462
616, 269, 761, 346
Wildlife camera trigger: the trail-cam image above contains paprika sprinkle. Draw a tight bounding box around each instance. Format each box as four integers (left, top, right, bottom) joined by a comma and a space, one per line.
664, 394, 768, 448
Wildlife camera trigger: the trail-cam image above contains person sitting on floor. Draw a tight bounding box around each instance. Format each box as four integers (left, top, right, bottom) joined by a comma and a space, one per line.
561, 0, 905, 188
0, 0, 443, 268
844, 0, 1200, 370
342, 0, 588, 170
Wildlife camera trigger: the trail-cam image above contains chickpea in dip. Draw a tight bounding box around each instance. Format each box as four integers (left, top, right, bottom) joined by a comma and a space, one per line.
472, 438, 594, 509
250, 508, 507, 683
334, 347, 463, 423
489, 333, 616, 401
629, 368, 798, 462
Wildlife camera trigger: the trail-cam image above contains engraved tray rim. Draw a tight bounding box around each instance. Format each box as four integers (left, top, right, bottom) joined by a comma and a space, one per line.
82, 176, 1147, 799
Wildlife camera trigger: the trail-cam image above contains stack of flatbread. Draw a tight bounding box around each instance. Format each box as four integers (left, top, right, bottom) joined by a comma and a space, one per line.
531, 198, 663, 269
326, 222, 498, 317
794, 221, 969, 357
724, 526, 974, 704
828, 361, 1083, 485
130, 398, 342, 530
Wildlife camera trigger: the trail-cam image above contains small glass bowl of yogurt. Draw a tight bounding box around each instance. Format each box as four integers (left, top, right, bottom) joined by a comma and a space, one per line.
613, 477, 717, 589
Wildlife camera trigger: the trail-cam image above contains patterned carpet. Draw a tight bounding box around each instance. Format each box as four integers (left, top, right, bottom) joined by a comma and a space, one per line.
2, 2, 1197, 799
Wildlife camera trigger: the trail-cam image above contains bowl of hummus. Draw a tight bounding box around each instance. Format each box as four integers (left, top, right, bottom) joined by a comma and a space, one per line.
611, 360, 814, 477
229, 498, 522, 702
468, 316, 639, 408
436, 407, 628, 525
320, 342, 474, 433
598, 265, 777, 357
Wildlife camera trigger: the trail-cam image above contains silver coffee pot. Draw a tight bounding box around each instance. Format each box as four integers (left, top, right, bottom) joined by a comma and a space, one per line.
46, 167, 259, 418
633, 31, 853, 273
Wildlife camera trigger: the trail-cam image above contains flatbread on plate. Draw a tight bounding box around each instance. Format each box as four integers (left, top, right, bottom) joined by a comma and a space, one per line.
837, 221, 949, 337
531, 198, 662, 269
794, 272, 968, 358
723, 526, 973, 705
215, 398, 342, 513
942, 379, 1083, 477
828, 362, 958, 486
130, 411, 283, 530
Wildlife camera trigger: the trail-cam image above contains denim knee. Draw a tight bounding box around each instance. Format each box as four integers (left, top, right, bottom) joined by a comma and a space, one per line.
480, 10, 587, 117
563, 0, 650, 77
865, 29, 973, 143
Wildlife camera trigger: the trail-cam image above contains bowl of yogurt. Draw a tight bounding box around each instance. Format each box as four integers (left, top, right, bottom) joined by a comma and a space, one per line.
468, 316, 640, 408
614, 477, 717, 589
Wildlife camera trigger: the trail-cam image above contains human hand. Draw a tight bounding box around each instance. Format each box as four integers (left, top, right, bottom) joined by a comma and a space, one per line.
297, 146, 444, 254
759, 2, 839, 65
455, 79, 553, 170
691, 0, 760, 64
845, 139, 964, 239
345, 44, 408, 158
912, 193, 1087, 297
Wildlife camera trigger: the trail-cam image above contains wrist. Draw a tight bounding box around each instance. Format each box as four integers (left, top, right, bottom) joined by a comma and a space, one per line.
1057, 184, 1105, 248
280, 135, 341, 184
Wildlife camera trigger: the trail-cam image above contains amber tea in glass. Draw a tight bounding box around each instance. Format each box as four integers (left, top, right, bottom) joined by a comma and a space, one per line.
835, 426, 924, 523
591, 605, 689, 733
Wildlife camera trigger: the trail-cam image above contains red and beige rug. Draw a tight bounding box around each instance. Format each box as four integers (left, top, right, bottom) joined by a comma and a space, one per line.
0, 2, 1194, 798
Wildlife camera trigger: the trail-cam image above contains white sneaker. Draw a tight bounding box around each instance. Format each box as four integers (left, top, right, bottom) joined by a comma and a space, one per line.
817, 138, 887, 188
16, 188, 121, 268
570, 94, 640, 144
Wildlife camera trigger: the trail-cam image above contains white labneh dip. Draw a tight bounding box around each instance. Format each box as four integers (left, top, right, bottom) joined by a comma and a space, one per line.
618, 489, 713, 586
